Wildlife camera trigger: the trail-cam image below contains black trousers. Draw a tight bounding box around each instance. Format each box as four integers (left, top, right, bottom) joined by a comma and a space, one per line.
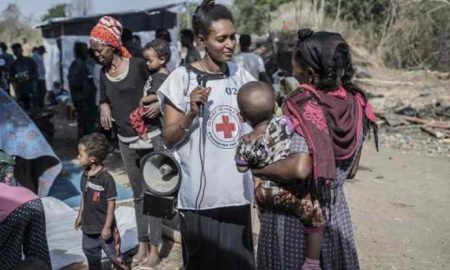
74, 100, 89, 138
36, 79, 46, 108
180, 204, 255, 270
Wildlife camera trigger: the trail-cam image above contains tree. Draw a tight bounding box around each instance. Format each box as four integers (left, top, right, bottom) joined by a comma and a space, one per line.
233, 0, 291, 34
0, 4, 41, 47
41, 4, 66, 21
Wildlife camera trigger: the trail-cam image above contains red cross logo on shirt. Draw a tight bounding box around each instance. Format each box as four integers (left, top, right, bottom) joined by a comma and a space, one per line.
215, 115, 236, 139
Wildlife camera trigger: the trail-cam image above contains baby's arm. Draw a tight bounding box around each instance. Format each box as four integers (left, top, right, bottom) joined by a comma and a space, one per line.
235, 136, 251, 172
140, 94, 158, 106
237, 164, 250, 173
235, 147, 250, 172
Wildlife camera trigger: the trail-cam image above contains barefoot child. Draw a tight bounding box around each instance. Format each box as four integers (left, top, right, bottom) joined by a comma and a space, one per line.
235, 81, 326, 267
75, 133, 128, 270
128, 39, 170, 149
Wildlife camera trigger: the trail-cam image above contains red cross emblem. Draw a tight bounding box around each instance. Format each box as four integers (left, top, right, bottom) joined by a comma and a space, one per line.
215, 115, 236, 139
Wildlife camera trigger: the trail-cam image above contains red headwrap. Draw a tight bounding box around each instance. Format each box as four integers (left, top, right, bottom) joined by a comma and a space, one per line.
89, 16, 131, 58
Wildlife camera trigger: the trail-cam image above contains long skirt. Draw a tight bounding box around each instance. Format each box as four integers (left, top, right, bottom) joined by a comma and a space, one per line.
180, 204, 255, 270
257, 186, 359, 270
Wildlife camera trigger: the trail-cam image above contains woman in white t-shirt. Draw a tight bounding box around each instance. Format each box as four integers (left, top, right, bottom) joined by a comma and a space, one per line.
157, 1, 256, 269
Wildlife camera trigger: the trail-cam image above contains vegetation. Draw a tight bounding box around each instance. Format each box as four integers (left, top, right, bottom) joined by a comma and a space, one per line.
233, 0, 450, 71
41, 3, 66, 22
233, 0, 291, 34
0, 4, 41, 49
325, 0, 390, 25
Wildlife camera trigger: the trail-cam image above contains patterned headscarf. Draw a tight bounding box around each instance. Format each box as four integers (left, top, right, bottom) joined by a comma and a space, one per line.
89, 16, 131, 58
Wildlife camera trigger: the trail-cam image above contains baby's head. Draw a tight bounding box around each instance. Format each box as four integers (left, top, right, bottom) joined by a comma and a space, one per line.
143, 39, 171, 72
77, 133, 109, 167
237, 81, 276, 128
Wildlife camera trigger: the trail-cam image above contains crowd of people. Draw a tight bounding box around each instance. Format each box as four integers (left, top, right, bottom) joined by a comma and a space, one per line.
0, 0, 379, 269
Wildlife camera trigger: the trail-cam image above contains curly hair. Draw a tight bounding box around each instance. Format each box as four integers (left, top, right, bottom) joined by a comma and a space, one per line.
144, 38, 171, 63
79, 133, 109, 163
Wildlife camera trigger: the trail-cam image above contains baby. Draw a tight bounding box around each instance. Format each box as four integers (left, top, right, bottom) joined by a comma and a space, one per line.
235, 81, 325, 263
129, 39, 170, 149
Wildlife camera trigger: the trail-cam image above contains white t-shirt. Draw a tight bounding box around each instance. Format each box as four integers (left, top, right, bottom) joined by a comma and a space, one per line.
157, 63, 256, 210
233, 52, 266, 80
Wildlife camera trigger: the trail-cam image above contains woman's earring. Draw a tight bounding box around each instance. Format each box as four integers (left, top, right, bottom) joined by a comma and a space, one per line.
309, 77, 313, 84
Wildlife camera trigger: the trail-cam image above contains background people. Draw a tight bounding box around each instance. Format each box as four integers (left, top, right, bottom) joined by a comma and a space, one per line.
234, 34, 271, 83
122, 28, 143, 58
31, 46, 46, 108
9, 43, 38, 111
155, 28, 180, 72
180, 28, 201, 65
0, 42, 14, 95
68, 41, 97, 138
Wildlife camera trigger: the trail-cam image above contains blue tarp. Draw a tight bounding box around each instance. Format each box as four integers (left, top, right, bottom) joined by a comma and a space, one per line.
0, 88, 62, 197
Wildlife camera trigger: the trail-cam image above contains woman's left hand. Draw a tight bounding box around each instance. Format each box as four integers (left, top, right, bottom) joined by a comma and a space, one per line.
143, 102, 160, 119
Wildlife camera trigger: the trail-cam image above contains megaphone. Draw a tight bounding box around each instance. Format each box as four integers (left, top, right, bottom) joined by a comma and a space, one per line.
140, 151, 182, 219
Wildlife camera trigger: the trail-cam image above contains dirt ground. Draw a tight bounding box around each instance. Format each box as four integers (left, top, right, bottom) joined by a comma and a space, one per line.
50, 66, 449, 269
349, 144, 450, 269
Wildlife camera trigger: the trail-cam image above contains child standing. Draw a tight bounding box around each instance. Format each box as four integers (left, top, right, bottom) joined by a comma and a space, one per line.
235, 81, 325, 268
129, 39, 171, 149
75, 133, 128, 270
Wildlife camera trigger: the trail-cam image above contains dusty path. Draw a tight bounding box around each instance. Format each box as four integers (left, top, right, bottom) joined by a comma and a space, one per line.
349, 144, 450, 270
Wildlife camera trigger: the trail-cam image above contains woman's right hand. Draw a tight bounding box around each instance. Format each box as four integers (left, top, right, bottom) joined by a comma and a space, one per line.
100, 103, 113, 130
189, 86, 211, 114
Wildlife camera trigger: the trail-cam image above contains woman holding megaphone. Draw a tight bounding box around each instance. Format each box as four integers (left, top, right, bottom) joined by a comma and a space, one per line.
157, 1, 256, 269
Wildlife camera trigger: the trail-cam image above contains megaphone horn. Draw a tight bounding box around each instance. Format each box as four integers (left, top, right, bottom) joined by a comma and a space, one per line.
140, 151, 182, 196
